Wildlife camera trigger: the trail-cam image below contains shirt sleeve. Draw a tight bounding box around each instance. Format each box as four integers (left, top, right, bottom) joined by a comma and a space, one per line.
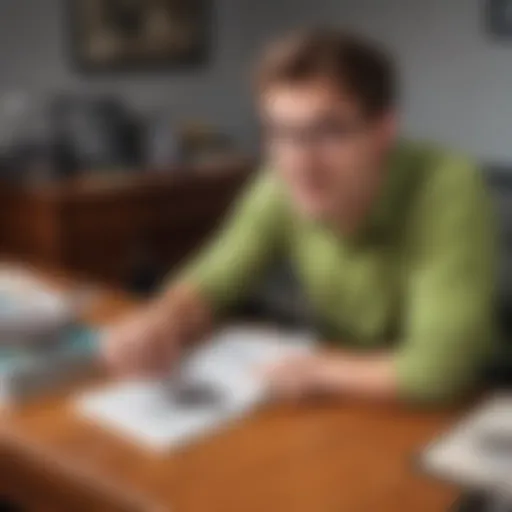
171, 170, 289, 313
395, 155, 496, 403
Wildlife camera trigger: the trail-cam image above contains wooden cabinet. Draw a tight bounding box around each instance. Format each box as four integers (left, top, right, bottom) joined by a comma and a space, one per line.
0, 164, 251, 286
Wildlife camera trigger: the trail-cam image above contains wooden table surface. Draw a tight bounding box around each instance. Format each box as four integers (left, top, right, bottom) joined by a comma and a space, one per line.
0, 270, 463, 512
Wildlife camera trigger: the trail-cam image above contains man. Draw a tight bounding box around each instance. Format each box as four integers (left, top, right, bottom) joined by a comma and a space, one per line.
104, 29, 495, 404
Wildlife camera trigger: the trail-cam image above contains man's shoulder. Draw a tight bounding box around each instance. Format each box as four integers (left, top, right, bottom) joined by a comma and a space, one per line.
248, 166, 282, 194
400, 139, 480, 184
395, 141, 484, 214
235, 166, 291, 217
400, 140, 488, 222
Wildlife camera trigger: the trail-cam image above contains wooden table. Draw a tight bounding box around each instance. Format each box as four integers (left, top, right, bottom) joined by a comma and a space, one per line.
0, 272, 463, 512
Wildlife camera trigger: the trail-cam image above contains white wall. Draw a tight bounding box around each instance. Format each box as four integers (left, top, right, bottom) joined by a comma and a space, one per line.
286, 0, 512, 162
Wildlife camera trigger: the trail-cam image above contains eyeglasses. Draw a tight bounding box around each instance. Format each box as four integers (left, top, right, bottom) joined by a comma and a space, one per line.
264, 116, 369, 148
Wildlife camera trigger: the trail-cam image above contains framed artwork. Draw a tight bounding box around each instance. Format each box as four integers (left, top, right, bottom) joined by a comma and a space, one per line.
68, 0, 210, 72
486, 0, 512, 39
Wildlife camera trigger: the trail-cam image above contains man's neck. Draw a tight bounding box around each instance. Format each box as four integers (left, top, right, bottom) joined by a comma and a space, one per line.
334, 162, 389, 238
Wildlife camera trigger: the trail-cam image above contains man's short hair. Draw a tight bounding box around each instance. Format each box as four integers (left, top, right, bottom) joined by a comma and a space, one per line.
255, 28, 397, 118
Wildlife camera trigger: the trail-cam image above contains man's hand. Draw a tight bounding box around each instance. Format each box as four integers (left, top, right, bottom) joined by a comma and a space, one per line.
262, 351, 397, 402
261, 354, 326, 401
102, 284, 211, 378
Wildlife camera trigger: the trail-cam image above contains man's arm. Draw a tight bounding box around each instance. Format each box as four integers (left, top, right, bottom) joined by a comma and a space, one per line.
265, 156, 495, 404
393, 155, 495, 402
103, 170, 289, 376
170, 170, 289, 315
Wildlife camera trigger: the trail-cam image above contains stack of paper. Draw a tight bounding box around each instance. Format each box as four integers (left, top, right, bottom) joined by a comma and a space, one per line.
74, 326, 314, 452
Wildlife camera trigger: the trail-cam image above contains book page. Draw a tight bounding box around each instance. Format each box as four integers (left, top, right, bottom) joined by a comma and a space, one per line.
74, 326, 314, 452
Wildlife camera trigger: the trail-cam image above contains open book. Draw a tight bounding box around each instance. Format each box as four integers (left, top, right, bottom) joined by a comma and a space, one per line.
74, 326, 314, 452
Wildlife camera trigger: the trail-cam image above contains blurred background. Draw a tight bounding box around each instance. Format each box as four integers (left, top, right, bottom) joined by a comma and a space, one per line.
0, 0, 511, 302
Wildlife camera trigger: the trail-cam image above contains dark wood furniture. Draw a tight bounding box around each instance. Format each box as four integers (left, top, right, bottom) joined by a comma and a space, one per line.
0, 163, 251, 286
0, 268, 465, 512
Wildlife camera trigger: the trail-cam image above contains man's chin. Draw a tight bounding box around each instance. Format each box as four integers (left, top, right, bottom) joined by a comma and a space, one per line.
296, 201, 333, 222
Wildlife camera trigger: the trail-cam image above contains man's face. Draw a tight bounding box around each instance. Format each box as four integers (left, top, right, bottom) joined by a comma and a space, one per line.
261, 80, 397, 222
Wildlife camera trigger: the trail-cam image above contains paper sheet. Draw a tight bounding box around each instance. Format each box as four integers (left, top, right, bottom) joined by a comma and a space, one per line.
74, 326, 314, 452
421, 394, 512, 496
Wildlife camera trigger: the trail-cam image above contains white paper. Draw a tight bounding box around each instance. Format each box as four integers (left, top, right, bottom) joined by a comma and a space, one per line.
74, 326, 314, 452
422, 394, 512, 497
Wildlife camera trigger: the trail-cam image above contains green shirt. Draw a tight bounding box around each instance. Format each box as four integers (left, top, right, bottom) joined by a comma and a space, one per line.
178, 141, 496, 403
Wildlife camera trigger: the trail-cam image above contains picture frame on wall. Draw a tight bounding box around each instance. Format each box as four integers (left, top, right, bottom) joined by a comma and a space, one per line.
68, 0, 211, 72
486, 0, 512, 39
